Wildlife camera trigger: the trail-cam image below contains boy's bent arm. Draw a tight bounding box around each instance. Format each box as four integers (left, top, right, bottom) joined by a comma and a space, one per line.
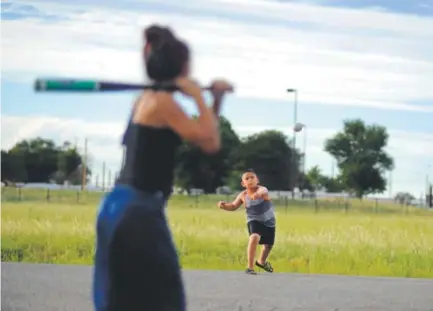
256, 186, 268, 196
254, 186, 271, 201
222, 192, 245, 211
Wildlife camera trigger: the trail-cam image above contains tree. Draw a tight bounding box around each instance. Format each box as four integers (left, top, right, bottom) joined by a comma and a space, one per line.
305, 165, 322, 190
303, 165, 345, 193
320, 175, 345, 193
394, 192, 415, 205
324, 119, 394, 198
230, 130, 299, 190
174, 116, 241, 193
8, 138, 60, 183
1, 138, 91, 184
1, 150, 27, 183
297, 172, 314, 192
55, 145, 84, 184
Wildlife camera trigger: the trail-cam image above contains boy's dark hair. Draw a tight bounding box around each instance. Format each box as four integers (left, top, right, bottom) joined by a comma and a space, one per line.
143, 25, 190, 82
241, 168, 256, 177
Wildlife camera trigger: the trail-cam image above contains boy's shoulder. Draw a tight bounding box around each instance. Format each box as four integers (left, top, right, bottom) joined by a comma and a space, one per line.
236, 190, 247, 198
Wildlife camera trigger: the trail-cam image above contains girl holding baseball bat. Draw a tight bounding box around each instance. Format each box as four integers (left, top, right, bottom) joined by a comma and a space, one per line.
92, 24, 233, 311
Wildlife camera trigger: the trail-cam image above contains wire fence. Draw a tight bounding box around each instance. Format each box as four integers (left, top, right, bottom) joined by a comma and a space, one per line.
2, 187, 432, 216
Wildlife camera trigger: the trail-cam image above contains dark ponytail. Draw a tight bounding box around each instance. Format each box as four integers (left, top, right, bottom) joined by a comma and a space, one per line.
144, 25, 190, 82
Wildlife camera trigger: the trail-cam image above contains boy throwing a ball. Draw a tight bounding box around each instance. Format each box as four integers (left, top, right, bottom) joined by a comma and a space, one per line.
218, 169, 276, 275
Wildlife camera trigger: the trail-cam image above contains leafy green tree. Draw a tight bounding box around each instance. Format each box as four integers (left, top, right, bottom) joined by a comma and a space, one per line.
324, 119, 394, 198
7, 138, 59, 183
174, 116, 241, 192
1, 150, 27, 183
1, 138, 90, 184
231, 130, 299, 190
56, 144, 84, 184
305, 165, 322, 190
320, 175, 345, 193
297, 172, 314, 192
394, 192, 415, 205
303, 165, 344, 192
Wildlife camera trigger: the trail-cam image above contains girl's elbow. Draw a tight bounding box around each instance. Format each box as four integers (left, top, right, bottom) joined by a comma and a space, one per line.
198, 129, 220, 154
201, 139, 221, 154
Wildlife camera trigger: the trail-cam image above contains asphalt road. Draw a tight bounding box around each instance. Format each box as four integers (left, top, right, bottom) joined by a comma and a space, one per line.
1, 262, 433, 311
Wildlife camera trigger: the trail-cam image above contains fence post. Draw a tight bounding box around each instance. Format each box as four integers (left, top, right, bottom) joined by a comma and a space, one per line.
18, 188, 22, 201
195, 194, 198, 208
76, 190, 80, 204
46, 188, 50, 202
284, 196, 288, 214
314, 199, 318, 213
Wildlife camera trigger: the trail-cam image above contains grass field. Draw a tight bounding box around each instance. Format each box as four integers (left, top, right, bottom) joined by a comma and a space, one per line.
2, 189, 433, 278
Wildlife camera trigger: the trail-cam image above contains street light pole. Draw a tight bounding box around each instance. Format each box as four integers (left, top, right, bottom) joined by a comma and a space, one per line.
287, 88, 298, 197
426, 164, 431, 207
81, 137, 88, 191
302, 124, 307, 175
287, 89, 298, 148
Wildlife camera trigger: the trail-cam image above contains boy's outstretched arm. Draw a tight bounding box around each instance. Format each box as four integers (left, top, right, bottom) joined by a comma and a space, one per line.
251, 186, 269, 200
218, 191, 245, 211
256, 186, 268, 197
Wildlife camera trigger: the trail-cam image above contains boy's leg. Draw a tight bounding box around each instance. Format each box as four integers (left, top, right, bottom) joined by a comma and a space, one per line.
255, 225, 275, 273
247, 233, 260, 270
246, 221, 262, 273
258, 244, 273, 265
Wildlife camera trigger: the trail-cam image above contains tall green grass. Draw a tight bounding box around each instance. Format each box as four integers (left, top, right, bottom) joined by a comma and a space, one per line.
2, 196, 432, 278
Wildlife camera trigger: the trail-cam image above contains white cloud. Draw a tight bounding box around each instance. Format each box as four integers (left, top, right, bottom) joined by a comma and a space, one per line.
2, 0, 432, 196
2, 114, 432, 196
419, 3, 433, 9
2, 0, 433, 111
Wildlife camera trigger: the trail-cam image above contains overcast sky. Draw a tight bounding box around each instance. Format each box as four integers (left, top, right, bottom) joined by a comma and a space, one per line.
2, 0, 433, 196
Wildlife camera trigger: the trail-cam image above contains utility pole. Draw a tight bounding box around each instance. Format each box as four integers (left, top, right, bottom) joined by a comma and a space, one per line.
331, 160, 335, 179
81, 138, 88, 191
287, 88, 298, 198
102, 162, 106, 192
108, 170, 112, 189
302, 125, 307, 175
388, 170, 393, 198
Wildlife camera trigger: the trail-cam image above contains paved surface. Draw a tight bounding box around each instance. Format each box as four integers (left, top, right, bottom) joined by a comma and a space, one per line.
1, 262, 433, 311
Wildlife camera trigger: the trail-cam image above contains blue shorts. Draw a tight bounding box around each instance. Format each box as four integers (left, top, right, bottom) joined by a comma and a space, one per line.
92, 184, 186, 311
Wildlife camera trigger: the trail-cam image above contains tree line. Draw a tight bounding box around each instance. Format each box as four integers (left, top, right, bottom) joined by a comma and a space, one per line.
2, 117, 397, 198
1, 138, 91, 186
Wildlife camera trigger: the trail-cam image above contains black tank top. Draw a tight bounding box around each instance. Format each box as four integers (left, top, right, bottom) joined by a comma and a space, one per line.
117, 121, 182, 198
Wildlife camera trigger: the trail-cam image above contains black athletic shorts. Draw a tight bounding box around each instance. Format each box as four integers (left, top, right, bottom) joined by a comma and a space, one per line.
247, 220, 276, 246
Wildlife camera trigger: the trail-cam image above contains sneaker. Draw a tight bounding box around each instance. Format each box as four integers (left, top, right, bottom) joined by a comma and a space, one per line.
245, 268, 257, 275
255, 260, 274, 273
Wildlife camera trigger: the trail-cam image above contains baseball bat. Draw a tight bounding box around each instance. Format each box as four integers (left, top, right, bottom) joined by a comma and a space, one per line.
34, 78, 213, 93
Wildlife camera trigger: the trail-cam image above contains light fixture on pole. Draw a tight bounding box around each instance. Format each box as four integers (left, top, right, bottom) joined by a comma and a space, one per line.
294, 122, 307, 175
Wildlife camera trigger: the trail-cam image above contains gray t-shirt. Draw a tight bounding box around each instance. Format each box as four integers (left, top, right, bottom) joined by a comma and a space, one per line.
244, 194, 276, 227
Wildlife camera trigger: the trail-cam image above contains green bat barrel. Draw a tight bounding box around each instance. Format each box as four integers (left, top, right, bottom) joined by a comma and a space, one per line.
35, 79, 100, 92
